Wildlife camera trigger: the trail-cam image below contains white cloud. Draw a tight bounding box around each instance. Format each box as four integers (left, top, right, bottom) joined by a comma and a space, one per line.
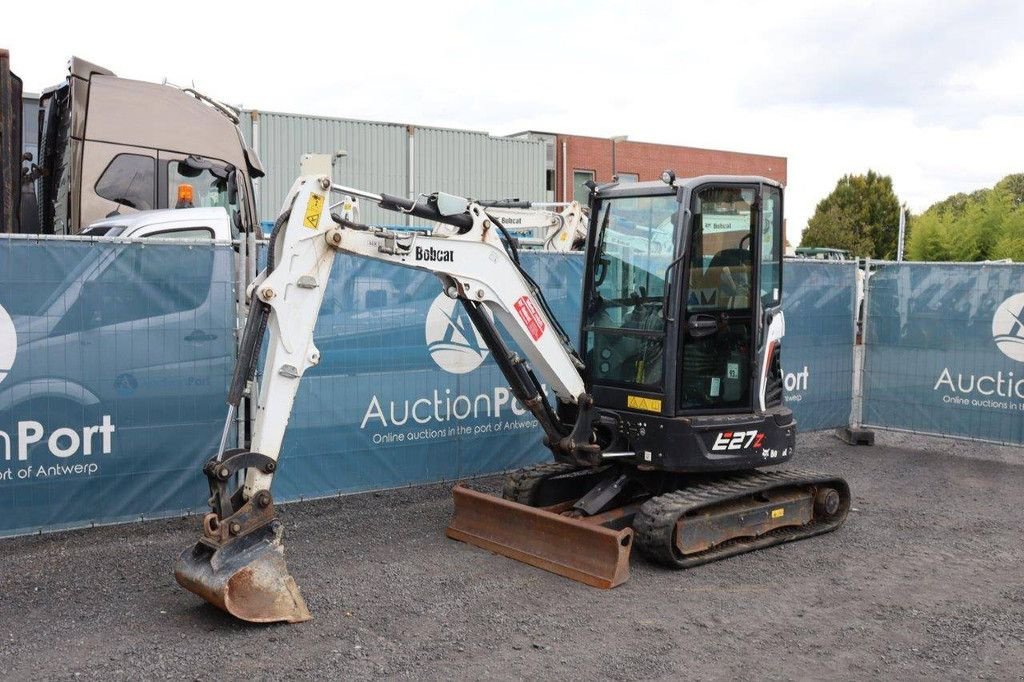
5, 0, 1022, 240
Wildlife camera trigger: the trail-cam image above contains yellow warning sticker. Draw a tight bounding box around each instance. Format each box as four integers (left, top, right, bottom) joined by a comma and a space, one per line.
771, 508, 785, 519
627, 395, 662, 413
303, 193, 325, 229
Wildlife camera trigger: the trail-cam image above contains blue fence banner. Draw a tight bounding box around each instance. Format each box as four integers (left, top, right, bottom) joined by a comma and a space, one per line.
0, 237, 236, 536
272, 251, 583, 501
862, 262, 1024, 444
779, 260, 857, 432
0, 242, 858, 537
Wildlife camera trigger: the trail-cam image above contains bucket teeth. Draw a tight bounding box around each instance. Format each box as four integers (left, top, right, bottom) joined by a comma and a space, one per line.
174, 521, 311, 624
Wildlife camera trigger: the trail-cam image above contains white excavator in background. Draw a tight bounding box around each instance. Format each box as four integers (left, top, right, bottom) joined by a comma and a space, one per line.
362, 199, 587, 252
474, 199, 587, 251
174, 172, 851, 624
300, 152, 587, 252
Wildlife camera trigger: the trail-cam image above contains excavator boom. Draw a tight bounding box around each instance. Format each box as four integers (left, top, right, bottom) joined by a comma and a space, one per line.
175, 175, 600, 621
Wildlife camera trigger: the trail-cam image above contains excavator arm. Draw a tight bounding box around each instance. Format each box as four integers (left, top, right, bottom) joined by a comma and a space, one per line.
176, 175, 606, 622
319, 182, 603, 464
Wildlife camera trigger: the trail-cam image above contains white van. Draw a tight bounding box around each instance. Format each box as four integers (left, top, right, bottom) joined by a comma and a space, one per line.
80, 207, 234, 241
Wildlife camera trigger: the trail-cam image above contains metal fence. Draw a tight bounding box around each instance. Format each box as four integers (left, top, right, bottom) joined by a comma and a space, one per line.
0, 235, 237, 535
0, 237, 859, 537
860, 260, 1024, 445
780, 260, 858, 431
272, 251, 582, 501
5, 236, 1021, 539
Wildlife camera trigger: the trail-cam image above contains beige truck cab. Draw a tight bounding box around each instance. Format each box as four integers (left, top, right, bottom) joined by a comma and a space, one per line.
28, 57, 262, 234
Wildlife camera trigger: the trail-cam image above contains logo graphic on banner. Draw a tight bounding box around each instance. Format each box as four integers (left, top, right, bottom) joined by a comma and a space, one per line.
0, 303, 15, 384
992, 293, 1024, 362
425, 293, 490, 374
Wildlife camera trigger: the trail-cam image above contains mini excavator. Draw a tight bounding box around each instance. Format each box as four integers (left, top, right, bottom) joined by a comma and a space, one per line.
175, 171, 850, 623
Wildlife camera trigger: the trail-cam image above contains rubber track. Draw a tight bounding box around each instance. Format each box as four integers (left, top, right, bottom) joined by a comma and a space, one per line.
633, 468, 850, 568
502, 462, 582, 505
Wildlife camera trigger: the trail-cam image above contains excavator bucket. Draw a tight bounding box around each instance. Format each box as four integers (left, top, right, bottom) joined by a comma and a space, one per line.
174, 520, 311, 624
446, 484, 632, 589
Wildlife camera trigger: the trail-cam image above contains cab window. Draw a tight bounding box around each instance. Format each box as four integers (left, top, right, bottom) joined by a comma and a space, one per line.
145, 227, 215, 240
687, 187, 755, 313
584, 194, 678, 388
760, 186, 782, 307
95, 154, 156, 211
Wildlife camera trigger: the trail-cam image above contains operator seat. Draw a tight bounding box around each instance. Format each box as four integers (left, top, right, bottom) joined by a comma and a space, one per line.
707, 247, 752, 273
707, 247, 752, 305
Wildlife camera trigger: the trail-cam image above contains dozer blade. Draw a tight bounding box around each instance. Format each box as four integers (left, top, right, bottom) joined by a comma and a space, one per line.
174, 522, 311, 624
446, 484, 632, 589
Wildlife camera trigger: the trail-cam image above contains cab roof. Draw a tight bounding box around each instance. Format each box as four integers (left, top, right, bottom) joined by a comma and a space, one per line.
593, 175, 784, 199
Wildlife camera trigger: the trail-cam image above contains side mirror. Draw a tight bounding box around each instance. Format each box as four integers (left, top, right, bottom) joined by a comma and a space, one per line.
76, 280, 108, 329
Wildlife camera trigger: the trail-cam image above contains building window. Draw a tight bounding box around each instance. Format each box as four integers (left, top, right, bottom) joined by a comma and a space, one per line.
617, 172, 639, 183
573, 170, 595, 204
546, 169, 555, 192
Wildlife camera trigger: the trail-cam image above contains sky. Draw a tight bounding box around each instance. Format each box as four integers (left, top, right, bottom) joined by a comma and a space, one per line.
5, 0, 1023, 241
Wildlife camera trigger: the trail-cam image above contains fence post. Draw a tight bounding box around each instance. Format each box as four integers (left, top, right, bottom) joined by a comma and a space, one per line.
836, 258, 875, 445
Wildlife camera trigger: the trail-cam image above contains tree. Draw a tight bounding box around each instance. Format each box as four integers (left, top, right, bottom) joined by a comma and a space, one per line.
800, 170, 903, 259
906, 173, 1024, 262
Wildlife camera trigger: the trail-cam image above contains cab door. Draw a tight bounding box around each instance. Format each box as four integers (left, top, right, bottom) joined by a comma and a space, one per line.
677, 184, 760, 413
581, 190, 680, 415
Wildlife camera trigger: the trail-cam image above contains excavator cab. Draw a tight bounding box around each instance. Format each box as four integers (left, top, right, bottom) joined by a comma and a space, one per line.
577, 176, 790, 471
450, 175, 847, 586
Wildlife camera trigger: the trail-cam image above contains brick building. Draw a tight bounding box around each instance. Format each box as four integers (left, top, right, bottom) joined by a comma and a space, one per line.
508, 131, 787, 205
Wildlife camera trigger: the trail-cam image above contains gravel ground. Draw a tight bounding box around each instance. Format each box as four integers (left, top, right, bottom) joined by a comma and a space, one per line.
1, 430, 1022, 680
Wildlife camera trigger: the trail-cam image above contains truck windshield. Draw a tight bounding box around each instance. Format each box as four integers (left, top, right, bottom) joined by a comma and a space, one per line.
584, 193, 678, 388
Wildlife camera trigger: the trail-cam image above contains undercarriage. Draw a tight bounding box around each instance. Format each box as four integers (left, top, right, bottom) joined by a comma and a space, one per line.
447, 461, 850, 587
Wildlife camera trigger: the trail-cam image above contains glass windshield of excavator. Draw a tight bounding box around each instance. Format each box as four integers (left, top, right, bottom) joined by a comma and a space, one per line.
583, 194, 679, 389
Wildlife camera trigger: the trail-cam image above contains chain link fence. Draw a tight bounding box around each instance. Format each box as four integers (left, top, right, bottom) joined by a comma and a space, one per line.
0, 235, 237, 536
860, 261, 1024, 445
780, 260, 858, 431
1, 239, 862, 536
